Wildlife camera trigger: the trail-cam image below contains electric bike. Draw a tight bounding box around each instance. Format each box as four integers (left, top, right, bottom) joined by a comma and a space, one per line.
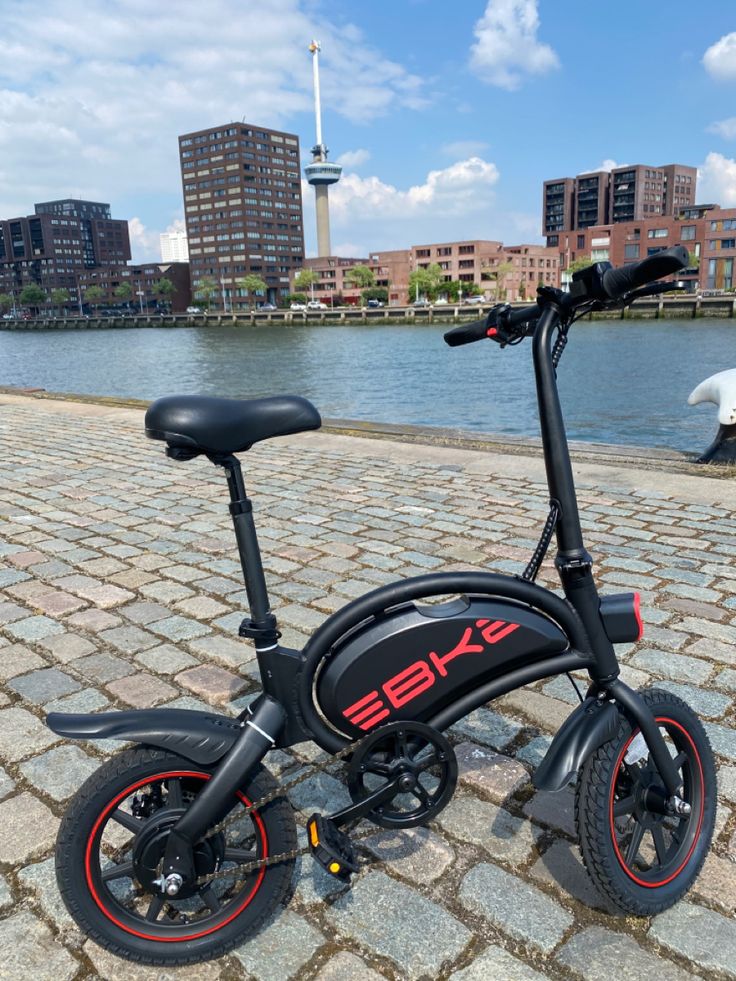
48, 244, 716, 965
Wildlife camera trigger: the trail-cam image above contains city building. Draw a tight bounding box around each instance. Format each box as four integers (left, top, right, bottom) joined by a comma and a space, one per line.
296, 239, 560, 305
76, 262, 191, 313
543, 164, 697, 245
556, 203, 736, 292
178, 121, 305, 311
160, 229, 189, 263
0, 199, 130, 307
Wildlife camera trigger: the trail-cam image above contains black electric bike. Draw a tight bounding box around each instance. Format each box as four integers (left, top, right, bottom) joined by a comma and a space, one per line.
48, 244, 716, 965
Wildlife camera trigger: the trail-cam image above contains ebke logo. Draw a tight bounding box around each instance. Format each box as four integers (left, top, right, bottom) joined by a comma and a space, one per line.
342, 618, 520, 731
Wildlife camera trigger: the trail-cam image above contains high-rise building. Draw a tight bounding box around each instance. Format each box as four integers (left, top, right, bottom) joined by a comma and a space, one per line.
543, 164, 697, 245
0, 199, 130, 304
178, 122, 305, 310
160, 230, 189, 263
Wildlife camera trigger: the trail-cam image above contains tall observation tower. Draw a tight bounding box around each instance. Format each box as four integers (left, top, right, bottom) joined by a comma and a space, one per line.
304, 40, 342, 257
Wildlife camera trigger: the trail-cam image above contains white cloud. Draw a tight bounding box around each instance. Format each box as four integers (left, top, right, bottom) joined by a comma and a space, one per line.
698, 152, 736, 206
580, 159, 625, 174
0, 0, 425, 226
703, 32, 736, 81
332, 241, 370, 258
128, 218, 163, 263
707, 117, 736, 140
441, 140, 489, 157
469, 0, 559, 90
335, 149, 371, 169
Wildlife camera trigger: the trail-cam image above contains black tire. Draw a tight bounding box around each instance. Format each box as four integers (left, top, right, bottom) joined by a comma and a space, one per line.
55, 746, 296, 966
576, 688, 716, 916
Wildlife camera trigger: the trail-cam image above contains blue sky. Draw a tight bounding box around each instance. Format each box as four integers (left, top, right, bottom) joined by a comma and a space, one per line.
1, 0, 735, 260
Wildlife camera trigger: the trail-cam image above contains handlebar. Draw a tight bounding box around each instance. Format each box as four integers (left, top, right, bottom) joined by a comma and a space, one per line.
599, 244, 689, 301
444, 303, 540, 347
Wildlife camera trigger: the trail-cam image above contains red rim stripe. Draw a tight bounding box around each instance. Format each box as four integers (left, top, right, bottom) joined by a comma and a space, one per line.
609, 717, 704, 888
84, 770, 268, 943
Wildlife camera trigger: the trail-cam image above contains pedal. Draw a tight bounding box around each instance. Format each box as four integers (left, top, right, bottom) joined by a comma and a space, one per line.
307, 814, 359, 882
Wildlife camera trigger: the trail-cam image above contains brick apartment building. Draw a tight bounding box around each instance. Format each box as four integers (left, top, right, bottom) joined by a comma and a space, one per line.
558, 204, 736, 292
543, 164, 697, 245
0, 199, 130, 307
178, 122, 305, 311
76, 262, 192, 313
298, 240, 560, 305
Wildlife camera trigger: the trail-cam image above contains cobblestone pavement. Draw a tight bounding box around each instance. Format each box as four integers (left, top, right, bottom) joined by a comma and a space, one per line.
1, 391, 735, 981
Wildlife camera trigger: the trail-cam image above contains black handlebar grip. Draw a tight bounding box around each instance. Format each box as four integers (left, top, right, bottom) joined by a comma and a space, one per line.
443, 319, 489, 347
505, 303, 541, 329
601, 245, 689, 301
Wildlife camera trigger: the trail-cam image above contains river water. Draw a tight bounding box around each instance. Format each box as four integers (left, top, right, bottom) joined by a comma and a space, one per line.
0, 319, 732, 452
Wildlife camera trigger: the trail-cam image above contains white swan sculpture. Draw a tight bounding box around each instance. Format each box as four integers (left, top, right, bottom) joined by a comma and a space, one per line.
688, 368, 736, 463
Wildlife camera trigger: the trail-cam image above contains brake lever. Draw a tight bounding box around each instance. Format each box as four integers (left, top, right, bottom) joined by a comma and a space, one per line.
623, 280, 688, 303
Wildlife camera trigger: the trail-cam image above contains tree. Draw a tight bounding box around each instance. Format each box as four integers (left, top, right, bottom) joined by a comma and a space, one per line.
153, 277, 176, 312
114, 282, 133, 307
362, 286, 388, 303
294, 269, 319, 296
50, 288, 70, 316
344, 264, 375, 305
195, 277, 218, 309
565, 255, 592, 276
687, 251, 700, 269
19, 284, 47, 313
84, 285, 105, 309
236, 274, 268, 310
284, 292, 307, 305
0, 293, 13, 313
408, 263, 444, 302
518, 280, 527, 301
483, 260, 514, 300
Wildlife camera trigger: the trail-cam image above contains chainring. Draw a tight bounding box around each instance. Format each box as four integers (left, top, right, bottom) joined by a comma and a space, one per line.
346, 720, 457, 829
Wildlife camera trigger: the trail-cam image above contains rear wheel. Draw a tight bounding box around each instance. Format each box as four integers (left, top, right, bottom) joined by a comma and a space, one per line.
576, 688, 715, 915
56, 746, 296, 965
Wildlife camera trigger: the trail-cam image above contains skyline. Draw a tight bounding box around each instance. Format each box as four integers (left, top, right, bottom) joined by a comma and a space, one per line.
1, 1, 735, 262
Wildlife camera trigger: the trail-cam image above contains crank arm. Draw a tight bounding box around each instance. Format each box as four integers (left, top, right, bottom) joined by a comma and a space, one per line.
329, 777, 402, 829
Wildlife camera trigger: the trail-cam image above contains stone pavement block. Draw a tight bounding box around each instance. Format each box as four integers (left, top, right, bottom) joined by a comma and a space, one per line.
455, 741, 531, 803
186, 633, 255, 669
704, 722, 736, 762
516, 734, 553, 769
0, 642, 46, 679
8, 666, 81, 703
20, 743, 99, 801
523, 787, 577, 838
459, 861, 574, 954
325, 870, 471, 980
175, 664, 247, 704
649, 901, 736, 978
107, 671, 177, 707
0, 874, 12, 912
98, 623, 161, 653
233, 909, 323, 981
0, 767, 16, 801
315, 951, 387, 980
44, 687, 110, 714
655, 680, 732, 719
84, 939, 223, 979
0, 600, 28, 624
66, 607, 122, 632
529, 839, 605, 909
557, 925, 695, 980
136, 643, 198, 674
692, 851, 736, 914
4, 614, 65, 642
288, 770, 349, 815
499, 688, 571, 733
38, 631, 97, 663
450, 705, 526, 751
449, 944, 551, 980
0, 706, 59, 761
118, 599, 171, 624
18, 856, 80, 938
0, 911, 78, 980
175, 595, 230, 619
629, 648, 713, 684
438, 795, 537, 866
0, 791, 59, 863
150, 614, 211, 641
71, 650, 136, 683
363, 826, 456, 884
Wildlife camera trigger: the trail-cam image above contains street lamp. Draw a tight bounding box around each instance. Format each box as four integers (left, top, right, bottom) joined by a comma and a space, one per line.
136, 289, 145, 314
220, 275, 229, 314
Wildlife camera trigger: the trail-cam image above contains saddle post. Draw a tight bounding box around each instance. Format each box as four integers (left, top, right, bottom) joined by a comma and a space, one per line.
212, 453, 279, 645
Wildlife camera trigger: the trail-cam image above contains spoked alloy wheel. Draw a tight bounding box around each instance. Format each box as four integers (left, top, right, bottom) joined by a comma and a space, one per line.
576, 689, 716, 915
56, 747, 296, 965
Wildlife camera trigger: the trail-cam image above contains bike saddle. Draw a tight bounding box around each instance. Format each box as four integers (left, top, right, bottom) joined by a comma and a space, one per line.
145, 394, 321, 456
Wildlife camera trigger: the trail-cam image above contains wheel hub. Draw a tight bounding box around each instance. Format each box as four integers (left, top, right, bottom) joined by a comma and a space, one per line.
132, 809, 224, 900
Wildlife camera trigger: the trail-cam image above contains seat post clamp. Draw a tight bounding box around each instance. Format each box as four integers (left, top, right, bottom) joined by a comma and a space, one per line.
229, 499, 253, 516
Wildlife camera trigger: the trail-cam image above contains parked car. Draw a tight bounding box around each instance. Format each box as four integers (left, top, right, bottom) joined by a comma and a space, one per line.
412, 299, 432, 308
186, 306, 203, 314
366, 299, 384, 308
259, 303, 277, 311
464, 295, 486, 304
306, 300, 328, 310
290, 302, 307, 311
434, 297, 449, 305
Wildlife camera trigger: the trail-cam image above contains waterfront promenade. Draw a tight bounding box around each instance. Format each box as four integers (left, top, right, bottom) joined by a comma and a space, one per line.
0, 390, 735, 979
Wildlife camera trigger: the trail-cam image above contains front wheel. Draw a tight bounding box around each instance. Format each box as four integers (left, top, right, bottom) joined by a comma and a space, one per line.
576, 688, 716, 916
56, 746, 297, 965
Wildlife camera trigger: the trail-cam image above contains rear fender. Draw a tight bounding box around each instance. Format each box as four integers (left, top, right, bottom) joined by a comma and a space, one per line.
533, 696, 620, 791
46, 708, 242, 766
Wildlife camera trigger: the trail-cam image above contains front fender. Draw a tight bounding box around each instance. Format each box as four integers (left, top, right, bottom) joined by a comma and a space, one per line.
46, 708, 242, 766
533, 696, 620, 791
